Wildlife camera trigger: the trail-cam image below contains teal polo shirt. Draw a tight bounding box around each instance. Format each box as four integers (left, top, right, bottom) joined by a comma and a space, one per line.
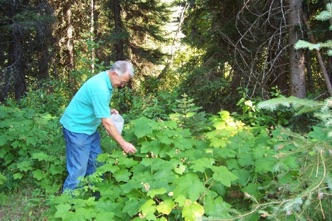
60, 71, 113, 135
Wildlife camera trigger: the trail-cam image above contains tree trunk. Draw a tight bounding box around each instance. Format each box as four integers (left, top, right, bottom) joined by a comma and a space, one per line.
90, 0, 96, 73
305, 50, 314, 94
110, 0, 125, 60
10, 2, 26, 100
286, 0, 306, 98
65, 1, 74, 71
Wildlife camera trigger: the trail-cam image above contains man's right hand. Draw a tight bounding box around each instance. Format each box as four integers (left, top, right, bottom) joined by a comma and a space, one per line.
121, 141, 137, 154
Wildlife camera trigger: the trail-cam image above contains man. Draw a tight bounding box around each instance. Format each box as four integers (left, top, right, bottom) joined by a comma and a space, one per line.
60, 60, 137, 192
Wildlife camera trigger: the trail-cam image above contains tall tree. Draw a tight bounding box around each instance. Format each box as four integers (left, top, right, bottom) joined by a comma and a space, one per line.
105, 0, 171, 67
287, 0, 306, 98
179, 0, 329, 113
0, 0, 55, 101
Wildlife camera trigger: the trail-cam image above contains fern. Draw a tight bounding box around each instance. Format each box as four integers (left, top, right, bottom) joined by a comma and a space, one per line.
295, 3, 332, 55
315, 3, 332, 21
258, 97, 332, 129
170, 93, 210, 137
257, 96, 319, 113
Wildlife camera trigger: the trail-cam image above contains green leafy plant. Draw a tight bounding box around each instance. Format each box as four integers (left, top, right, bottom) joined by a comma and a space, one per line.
295, 3, 332, 55
232, 92, 292, 128
170, 93, 210, 137
257, 96, 331, 128
2, 94, 331, 221
48, 116, 239, 221
0, 105, 66, 194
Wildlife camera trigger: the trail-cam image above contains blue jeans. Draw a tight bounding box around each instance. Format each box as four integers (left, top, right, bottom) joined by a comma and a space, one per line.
62, 127, 102, 192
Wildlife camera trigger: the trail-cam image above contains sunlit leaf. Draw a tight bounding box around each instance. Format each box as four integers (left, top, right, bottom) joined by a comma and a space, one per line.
182, 200, 204, 221
173, 173, 205, 201
156, 199, 175, 215
211, 166, 238, 187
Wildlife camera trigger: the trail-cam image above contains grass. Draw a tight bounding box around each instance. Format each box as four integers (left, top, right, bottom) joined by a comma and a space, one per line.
0, 186, 50, 221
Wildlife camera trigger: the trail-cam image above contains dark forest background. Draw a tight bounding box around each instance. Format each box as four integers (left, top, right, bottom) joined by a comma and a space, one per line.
0, 1, 332, 220
1, 0, 331, 114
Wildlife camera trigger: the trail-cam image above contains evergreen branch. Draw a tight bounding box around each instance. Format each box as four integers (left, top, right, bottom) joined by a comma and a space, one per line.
201, 150, 328, 221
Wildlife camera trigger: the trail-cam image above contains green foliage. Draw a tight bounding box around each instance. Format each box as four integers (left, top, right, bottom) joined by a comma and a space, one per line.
16, 78, 69, 115
115, 89, 179, 121
48, 116, 238, 220
295, 3, 332, 55
170, 93, 210, 137
258, 96, 331, 128
47, 106, 332, 220
1, 95, 331, 221
178, 64, 231, 113
232, 90, 293, 128
0, 105, 66, 194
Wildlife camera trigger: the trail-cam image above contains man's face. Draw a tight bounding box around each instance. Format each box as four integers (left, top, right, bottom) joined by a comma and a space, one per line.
112, 72, 131, 88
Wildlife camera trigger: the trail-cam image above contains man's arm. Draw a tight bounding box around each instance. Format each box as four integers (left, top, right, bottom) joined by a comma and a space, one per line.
101, 117, 137, 154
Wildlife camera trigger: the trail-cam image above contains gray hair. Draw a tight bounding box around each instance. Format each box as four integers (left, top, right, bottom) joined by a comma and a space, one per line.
110, 60, 134, 77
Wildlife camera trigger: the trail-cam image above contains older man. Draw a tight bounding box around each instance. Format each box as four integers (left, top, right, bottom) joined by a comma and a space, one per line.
60, 60, 137, 192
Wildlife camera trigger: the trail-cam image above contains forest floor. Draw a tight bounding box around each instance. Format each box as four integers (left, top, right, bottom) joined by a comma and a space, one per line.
0, 187, 48, 221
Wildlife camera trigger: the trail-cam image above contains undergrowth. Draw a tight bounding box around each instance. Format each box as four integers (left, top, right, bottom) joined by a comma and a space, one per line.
0, 96, 331, 220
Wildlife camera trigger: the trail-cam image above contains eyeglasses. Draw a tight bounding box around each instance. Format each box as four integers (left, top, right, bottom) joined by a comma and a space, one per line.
120, 81, 127, 86
117, 74, 129, 86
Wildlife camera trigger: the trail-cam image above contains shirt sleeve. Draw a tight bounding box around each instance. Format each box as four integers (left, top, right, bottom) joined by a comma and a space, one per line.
91, 93, 111, 119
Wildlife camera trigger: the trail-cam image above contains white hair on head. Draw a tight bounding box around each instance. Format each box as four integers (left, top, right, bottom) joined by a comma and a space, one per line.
110, 60, 134, 77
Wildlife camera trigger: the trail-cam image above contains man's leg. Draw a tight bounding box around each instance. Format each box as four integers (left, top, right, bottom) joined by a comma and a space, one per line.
62, 128, 92, 192
85, 131, 102, 176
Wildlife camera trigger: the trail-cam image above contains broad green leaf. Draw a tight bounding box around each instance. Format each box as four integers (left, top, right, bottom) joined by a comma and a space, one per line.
0, 173, 7, 185
205, 196, 232, 218
281, 156, 300, 170
190, 158, 214, 172
0, 135, 8, 146
231, 169, 250, 186
32, 152, 50, 161
173, 136, 196, 151
94, 212, 115, 221
49, 164, 65, 175
16, 160, 33, 172
316, 11, 332, 21
156, 134, 173, 145
132, 117, 157, 138
97, 163, 119, 174
54, 204, 72, 218
76, 207, 96, 220
238, 154, 254, 167
226, 159, 239, 170
206, 131, 228, 148
156, 199, 175, 215
211, 166, 238, 187
121, 181, 137, 194
174, 195, 187, 207
13, 173, 24, 180
174, 163, 186, 175
116, 156, 139, 168
140, 140, 161, 154
173, 173, 205, 201
113, 168, 131, 182
147, 188, 167, 198
122, 198, 142, 217
182, 200, 204, 221
140, 199, 156, 219
213, 146, 237, 159
11, 140, 25, 148
33, 169, 45, 180
255, 158, 276, 173
241, 183, 260, 199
